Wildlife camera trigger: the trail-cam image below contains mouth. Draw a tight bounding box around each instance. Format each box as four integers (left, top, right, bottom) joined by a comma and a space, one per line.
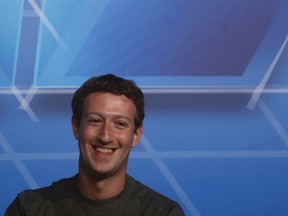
92, 146, 116, 155
96, 147, 113, 153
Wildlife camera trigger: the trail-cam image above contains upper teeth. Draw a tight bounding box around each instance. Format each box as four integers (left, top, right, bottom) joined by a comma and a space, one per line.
96, 147, 113, 153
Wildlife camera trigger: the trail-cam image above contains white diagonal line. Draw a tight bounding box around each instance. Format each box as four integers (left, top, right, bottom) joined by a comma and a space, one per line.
10, 87, 39, 122
257, 99, 288, 146
38, 0, 110, 81
19, 87, 38, 110
27, 0, 69, 51
247, 34, 288, 110
0, 132, 39, 189
141, 135, 201, 216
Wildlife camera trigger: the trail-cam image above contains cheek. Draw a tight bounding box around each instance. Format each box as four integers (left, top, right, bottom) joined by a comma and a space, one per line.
121, 132, 137, 147
78, 126, 95, 142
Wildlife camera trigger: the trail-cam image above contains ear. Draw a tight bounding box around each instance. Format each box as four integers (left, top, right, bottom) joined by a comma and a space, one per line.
131, 125, 143, 148
71, 116, 79, 140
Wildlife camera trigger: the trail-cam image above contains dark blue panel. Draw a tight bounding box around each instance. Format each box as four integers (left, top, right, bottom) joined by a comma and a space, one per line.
32, 0, 288, 87
14, 1, 41, 87
0, 0, 23, 86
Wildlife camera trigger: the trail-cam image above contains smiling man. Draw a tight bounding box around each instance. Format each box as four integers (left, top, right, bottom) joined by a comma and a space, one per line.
5, 74, 184, 216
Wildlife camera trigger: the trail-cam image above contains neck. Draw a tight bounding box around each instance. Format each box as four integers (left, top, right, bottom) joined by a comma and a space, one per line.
77, 170, 127, 201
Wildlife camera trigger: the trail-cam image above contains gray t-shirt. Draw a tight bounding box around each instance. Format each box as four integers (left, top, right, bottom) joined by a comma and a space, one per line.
5, 174, 184, 216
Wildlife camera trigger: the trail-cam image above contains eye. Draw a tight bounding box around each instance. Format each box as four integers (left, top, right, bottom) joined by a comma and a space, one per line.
115, 120, 129, 129
87, 117, 102, 125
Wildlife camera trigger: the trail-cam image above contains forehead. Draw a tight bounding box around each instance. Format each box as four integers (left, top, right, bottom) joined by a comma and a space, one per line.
83, 92, 136, 116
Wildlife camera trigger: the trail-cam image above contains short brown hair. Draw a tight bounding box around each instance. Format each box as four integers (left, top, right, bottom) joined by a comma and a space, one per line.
71, 74, 145, 130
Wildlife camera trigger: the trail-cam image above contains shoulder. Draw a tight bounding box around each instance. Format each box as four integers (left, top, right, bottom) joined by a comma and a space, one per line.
127, 175, 174, 204
21, 175, 77, 202
127, 175, 185, 215
5, 175, 78, 215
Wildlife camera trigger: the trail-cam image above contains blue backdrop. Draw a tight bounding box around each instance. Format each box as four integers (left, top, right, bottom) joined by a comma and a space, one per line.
1, 0, 288, 215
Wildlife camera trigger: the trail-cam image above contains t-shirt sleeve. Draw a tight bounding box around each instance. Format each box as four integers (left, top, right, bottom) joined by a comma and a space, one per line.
5, 196, 24, 216
165, 202, 185, 216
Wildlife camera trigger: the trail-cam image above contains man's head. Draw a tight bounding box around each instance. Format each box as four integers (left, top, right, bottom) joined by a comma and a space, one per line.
71, 74, 144, 181
71, 74, 145, 130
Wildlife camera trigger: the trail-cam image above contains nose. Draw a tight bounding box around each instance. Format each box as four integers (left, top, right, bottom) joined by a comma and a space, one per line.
97, 123, 113, 144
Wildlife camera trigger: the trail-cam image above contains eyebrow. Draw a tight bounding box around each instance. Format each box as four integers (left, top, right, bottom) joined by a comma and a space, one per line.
85, 112, 134, 122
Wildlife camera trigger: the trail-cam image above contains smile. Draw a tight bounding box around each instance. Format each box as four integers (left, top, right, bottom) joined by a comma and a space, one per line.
95, 147, 114, 154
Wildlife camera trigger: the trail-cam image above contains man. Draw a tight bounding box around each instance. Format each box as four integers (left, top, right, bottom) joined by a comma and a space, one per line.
5, 74, 184, 216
